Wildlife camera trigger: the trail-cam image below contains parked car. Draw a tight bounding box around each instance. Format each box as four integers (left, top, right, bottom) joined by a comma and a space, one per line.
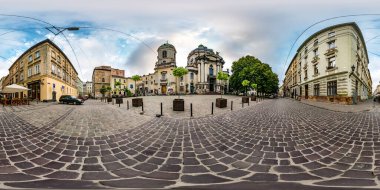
374, 94, 380, 103
59, 95, 84, 105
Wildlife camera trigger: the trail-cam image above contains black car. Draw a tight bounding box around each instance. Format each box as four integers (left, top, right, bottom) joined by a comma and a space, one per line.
59, 95, 84, 105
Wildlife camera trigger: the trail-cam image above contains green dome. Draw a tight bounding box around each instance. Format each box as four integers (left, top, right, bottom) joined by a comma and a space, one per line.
158, 42, 175, 50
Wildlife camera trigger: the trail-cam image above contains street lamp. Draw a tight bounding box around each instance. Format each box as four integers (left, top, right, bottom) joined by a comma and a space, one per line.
350, 64, 357, 104
45, 26, 80, 36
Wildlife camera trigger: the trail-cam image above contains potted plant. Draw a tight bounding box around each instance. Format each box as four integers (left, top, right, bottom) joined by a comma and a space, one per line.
106, 86, 112, 103
131, 75, 143, 107
99, 86, 107, 102
114, 81, 123, 104
216, 71, 229, 108
242, 80, 250, 103
251, 83, 257, 101
172, 67, 188, 111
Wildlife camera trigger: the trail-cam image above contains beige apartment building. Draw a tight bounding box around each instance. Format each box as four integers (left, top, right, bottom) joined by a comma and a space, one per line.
0, 76, 4, 92
92, 66, 125, 98
83, 81, 93, 96
3, 39, 78, 101
284, 22, 372, 104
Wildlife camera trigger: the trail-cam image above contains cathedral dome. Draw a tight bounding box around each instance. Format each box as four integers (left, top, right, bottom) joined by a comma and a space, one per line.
191, 44, 214, 53
158, 42, 176, 51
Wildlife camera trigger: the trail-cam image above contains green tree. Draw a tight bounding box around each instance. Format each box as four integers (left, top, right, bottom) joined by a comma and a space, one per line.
106, 86, 112, 97
99, 86, 107, 98
173, 67, 189, 99
230, 55, 279, 94
124, 88, 133, 97
242, 80, 250, 96
131, 75, 141, 96
114, 81, 122, 95
251, 83, 257, 96
217, 71, 229, 98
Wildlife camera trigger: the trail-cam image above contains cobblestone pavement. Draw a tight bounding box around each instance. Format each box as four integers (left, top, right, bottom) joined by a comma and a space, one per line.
298, 98, 380, 113
117, 95, 251, 119
1, 98, 380, 189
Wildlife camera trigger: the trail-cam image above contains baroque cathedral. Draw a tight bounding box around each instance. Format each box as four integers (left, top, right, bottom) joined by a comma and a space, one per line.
130, 42, 229, 95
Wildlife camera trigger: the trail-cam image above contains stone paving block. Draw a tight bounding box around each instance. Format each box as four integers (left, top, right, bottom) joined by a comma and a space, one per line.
100, 178, 176, 188
181, 174, 231, 184
244, 173, 279, 182
315, 178, 376, 187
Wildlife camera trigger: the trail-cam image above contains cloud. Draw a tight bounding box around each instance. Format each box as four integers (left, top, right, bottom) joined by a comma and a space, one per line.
0, 0, 380, 91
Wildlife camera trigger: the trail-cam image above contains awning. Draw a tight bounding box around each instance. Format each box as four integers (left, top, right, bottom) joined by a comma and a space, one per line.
2, 84, 30, 93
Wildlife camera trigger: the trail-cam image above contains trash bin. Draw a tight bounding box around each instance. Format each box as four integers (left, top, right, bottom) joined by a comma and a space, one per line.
116, 98, 123, 104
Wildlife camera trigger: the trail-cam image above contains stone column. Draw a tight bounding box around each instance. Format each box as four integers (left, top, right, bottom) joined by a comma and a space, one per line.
198, 62, 201, 84
201, 61, 204, 83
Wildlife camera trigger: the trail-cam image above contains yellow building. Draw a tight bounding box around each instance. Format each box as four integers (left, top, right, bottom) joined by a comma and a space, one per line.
6, 39, 78, 101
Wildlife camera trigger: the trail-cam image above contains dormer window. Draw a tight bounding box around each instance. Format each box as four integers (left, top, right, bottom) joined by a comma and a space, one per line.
163, 50, 167, 58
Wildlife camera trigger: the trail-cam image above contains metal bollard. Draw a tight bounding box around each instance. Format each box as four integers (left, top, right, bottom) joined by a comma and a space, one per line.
127, 100, 129, 110
211, 102, 214, 115
190, 103, 193, 117
231, 101, 233, 111
142, 101, 144, 112
112, 98, 114, 105
248, 99, 249, 106
161, 102, 163, 116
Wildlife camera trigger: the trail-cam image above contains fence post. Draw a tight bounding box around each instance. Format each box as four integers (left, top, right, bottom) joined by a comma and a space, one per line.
211, 102, 214, 115
190, 103, 193, 117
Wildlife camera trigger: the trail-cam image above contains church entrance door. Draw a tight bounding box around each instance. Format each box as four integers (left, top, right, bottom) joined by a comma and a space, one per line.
161, 85, 167, 94
209, 79, 215, 92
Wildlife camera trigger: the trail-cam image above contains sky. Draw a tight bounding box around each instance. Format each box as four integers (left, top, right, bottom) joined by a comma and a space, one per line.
0, 0, 379, 92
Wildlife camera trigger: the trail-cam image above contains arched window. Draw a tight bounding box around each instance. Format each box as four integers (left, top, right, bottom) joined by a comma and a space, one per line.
163, 51, 167, 58
102, 78, 105, 82
209, 65, 214, 76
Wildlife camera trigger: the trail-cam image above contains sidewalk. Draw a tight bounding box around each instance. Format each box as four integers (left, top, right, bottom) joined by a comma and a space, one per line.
293, 98, 380, 113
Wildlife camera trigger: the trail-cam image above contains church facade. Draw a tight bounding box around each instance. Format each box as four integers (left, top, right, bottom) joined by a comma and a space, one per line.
132, 43, 229, 95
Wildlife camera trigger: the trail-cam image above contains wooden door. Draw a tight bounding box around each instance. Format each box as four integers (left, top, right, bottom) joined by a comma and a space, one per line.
161, 85, 167, 94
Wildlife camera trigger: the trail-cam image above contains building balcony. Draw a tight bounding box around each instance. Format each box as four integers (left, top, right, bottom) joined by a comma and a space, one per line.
303, 64, 307, 70
324, 48, 338, 56
311, 56, 319, 64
